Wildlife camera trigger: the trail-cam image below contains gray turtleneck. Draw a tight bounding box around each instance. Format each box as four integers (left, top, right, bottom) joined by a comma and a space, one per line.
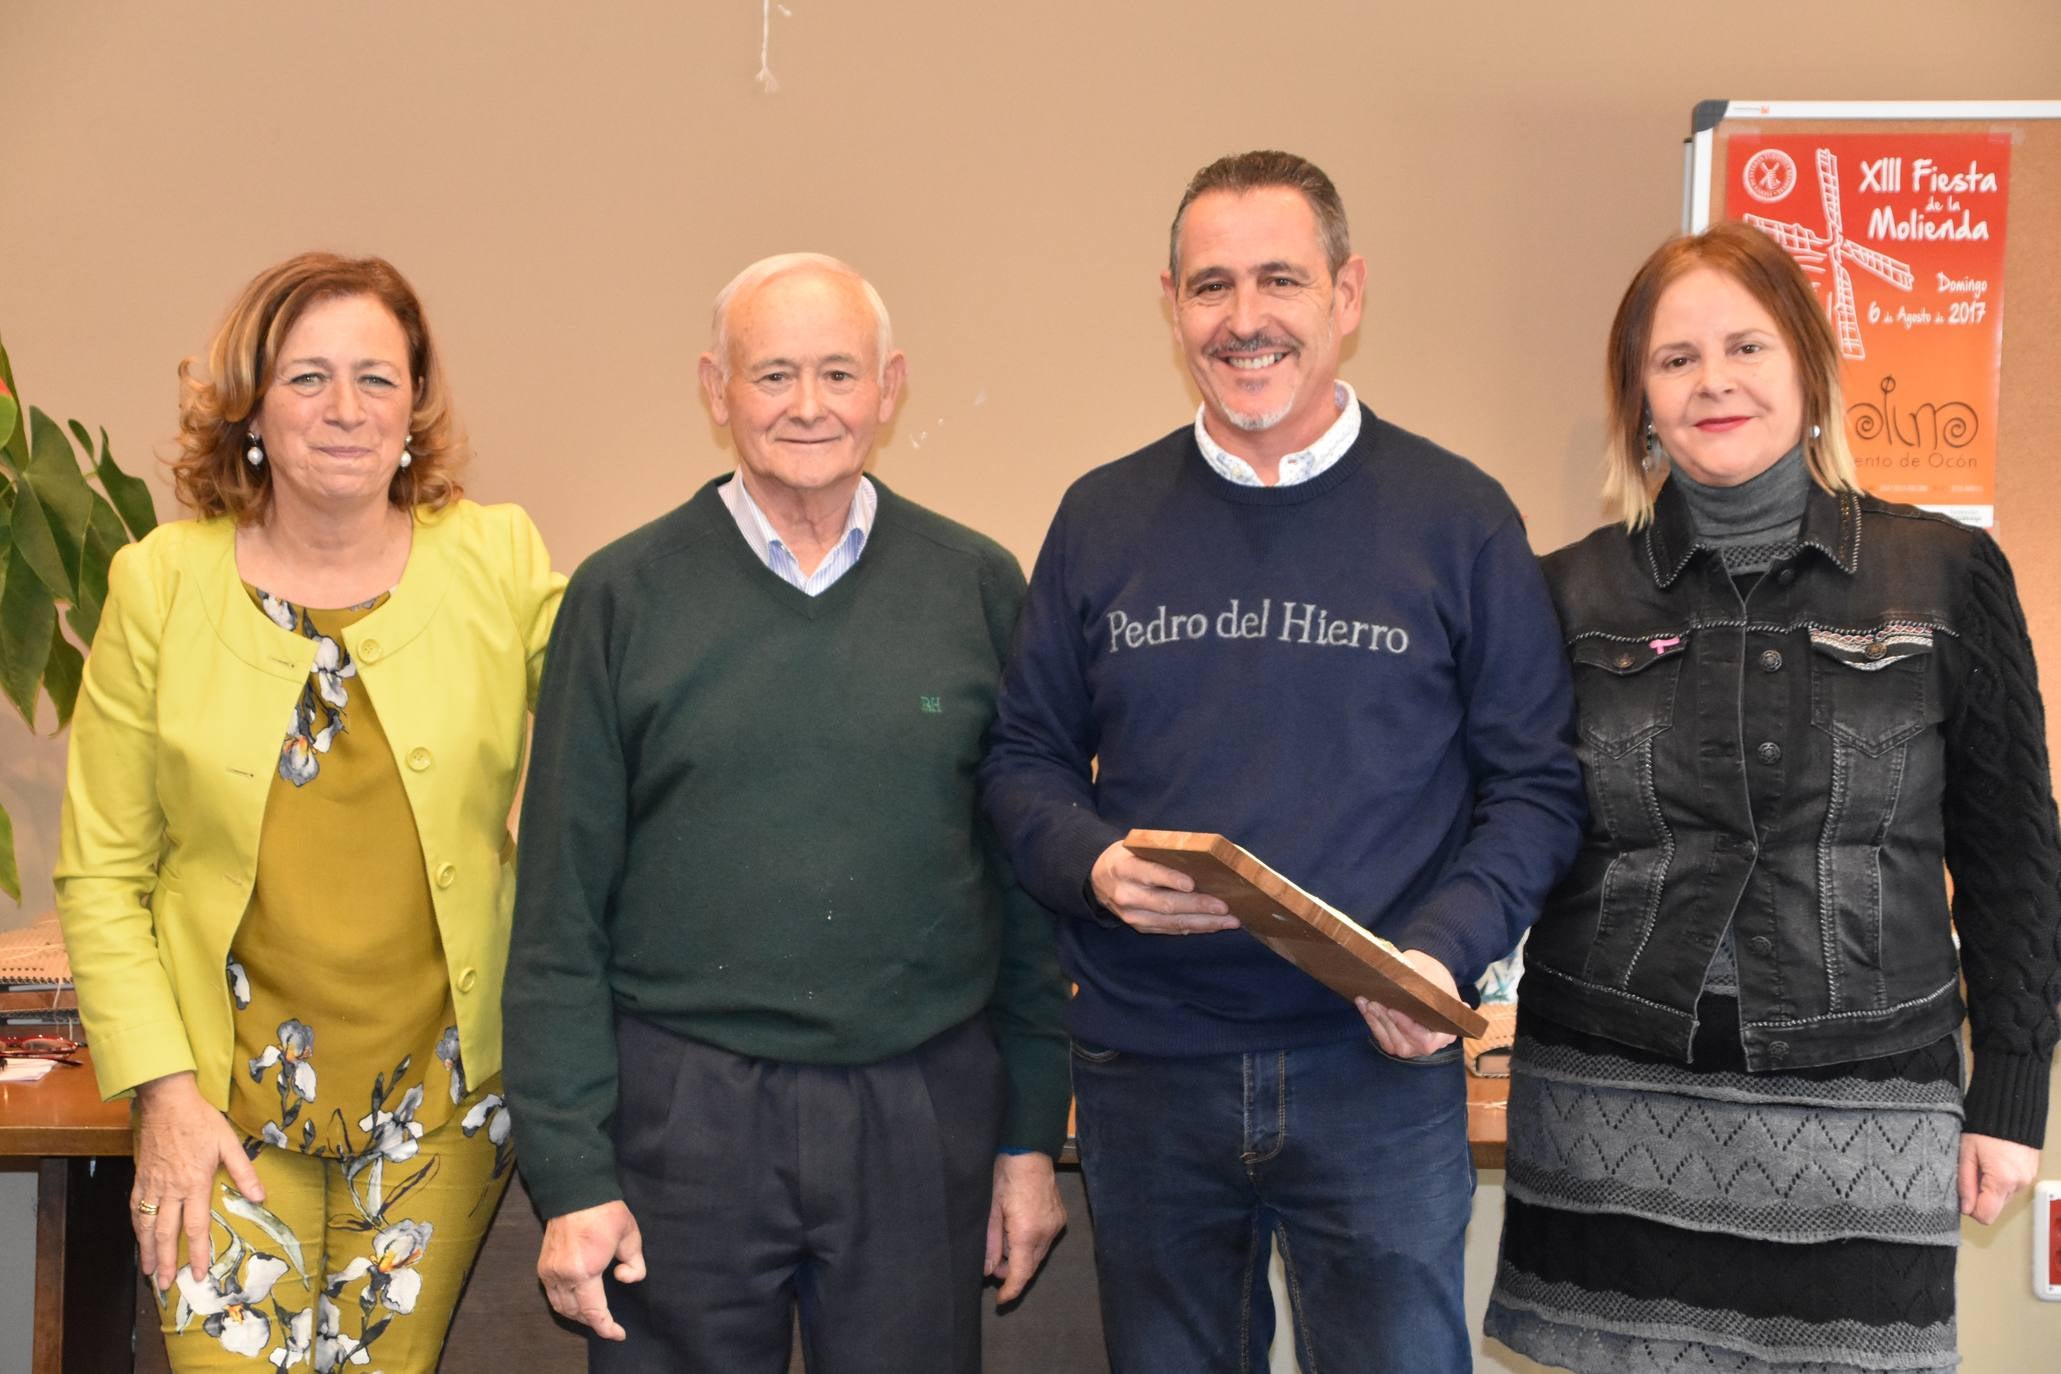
1668, 443, 1809, 574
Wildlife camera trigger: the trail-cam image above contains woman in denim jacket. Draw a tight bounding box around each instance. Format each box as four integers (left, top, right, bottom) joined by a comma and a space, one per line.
1485, 222, 2058, 1374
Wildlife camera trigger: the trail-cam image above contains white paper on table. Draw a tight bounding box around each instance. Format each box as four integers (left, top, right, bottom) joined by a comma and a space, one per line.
0, 1058, 58, 1084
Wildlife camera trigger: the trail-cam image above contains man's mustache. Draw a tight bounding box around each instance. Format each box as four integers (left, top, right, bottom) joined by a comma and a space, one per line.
1209, 332, 1298, 357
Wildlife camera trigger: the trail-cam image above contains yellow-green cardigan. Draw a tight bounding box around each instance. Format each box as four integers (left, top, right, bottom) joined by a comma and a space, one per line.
55, 500, 564, 1106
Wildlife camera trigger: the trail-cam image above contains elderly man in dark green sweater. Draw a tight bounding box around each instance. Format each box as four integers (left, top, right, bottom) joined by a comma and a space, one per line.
503, 253, 1070, 1373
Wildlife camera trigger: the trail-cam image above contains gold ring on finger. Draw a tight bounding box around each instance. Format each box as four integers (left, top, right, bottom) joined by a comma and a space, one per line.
136, 1200, 161, 1217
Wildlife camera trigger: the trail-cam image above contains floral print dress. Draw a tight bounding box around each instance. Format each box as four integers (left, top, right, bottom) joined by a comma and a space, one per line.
171, 587, 512, 1369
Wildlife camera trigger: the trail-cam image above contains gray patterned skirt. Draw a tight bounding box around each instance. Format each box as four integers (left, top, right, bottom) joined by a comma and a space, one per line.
1484, 998, 1964, 1373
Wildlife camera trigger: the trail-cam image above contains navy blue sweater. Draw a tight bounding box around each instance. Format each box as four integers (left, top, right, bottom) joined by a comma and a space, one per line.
980, 409, 1586, 1056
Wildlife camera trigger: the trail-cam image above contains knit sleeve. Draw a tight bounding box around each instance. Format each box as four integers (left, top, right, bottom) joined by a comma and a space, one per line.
1387, 514, 1588, 986
974, 544, 1071, 1155
979, 498, 1127, 919
983, 830, 1072, 1156
501, 561, 634, 1217
1944, 531, 2061, 1146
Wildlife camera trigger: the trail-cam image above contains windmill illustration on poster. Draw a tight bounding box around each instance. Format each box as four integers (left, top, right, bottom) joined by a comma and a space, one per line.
1725, 133, 2012, 528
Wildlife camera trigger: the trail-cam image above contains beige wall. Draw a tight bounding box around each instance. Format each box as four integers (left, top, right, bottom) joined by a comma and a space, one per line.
4, 2, 2058, 1369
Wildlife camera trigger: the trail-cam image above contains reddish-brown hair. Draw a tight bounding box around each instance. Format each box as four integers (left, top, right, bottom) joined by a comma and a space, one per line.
172, 253, 464, 522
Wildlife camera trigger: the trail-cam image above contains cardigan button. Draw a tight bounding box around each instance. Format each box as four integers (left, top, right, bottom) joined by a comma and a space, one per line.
359, 638, 383, 663
1759, 649, 1783, 672
434, 862, 457, 889
407, 747, 433, 771
457, 967, 478, 993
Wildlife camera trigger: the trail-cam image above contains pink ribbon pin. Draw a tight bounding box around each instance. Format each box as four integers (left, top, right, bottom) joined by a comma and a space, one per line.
1648, 635, 1683, 655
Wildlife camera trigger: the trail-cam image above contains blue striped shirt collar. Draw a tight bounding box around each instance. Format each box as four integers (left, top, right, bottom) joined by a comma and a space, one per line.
717, 472, 877, 596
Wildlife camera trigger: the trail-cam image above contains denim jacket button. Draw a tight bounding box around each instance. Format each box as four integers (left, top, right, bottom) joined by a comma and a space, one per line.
1759, 649, 1784, 672
1749, 935, 1774, 954
1756, 741, 1783, 764
1864, 639, 1887, 659
1776, 567, 1797, 585
1768, 1040, 1791, 1058
1615, 650, 1635, 669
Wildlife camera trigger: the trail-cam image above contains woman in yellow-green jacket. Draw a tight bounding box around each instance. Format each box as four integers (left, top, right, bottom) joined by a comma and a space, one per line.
56, 253, 563, 1372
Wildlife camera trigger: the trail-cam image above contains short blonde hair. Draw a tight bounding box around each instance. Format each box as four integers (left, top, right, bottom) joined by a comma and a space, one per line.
1603, 222, 1858, 528
173, 253, 463, 522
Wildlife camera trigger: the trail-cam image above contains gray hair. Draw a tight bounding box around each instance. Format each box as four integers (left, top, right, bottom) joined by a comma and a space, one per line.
1169, 150, 1352, 281
709, 252, 894, 381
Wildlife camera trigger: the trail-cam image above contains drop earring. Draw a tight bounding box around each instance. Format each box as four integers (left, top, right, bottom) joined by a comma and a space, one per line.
399, 434, 413, 471
1641, 420, 1659, 472
245, 432, 265, 467
1809, 423, 1822, 440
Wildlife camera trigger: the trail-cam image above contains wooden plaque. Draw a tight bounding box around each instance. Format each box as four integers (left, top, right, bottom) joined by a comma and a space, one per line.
1123, 829, 1490, 1040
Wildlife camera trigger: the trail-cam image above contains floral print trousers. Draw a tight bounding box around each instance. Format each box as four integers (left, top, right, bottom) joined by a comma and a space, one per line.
154, 1102, 509, 1371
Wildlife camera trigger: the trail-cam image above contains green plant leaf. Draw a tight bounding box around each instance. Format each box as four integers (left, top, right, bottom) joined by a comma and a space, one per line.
41, 620, 83, 729
96, 428, 157, 538
66, 418, 93, 457
0, 542, 56, 725
62, 500, 127, 646
0, 802, 18, 902
3, 474, 69, 600
0, 336, 23, 468
0, 395, 16, 462
25, 407, 92, 598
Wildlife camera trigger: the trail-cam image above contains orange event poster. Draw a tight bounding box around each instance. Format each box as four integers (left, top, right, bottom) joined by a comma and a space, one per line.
1724, 133, 2011, 528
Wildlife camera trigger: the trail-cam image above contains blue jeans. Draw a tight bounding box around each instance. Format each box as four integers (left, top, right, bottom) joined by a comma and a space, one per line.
1070, 1033, 1475, 1374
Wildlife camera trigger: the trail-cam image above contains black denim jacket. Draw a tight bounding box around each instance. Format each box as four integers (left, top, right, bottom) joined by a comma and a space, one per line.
1522, 479, 2061, 1142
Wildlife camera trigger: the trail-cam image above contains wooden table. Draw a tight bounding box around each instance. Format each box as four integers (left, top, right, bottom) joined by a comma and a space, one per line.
0, 1044, 136, 1374
4, 1045, 1509, 1373
1468, 1069, 1508, 1169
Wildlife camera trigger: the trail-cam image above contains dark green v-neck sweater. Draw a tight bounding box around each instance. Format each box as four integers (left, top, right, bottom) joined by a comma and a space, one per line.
504, 479, 1069, 1218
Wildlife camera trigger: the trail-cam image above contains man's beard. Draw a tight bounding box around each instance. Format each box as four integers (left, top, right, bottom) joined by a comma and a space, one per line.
1207, 327, 1321, 432
1222, 394, 1297, 432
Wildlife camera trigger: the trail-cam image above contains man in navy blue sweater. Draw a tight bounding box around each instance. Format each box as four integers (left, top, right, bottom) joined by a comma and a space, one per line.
981, 150, 1585, 1372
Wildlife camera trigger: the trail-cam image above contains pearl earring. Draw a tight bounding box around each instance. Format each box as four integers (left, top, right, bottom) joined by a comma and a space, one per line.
1809, 423, 1822, 440
399, 434, 413, 471
245, 433, 265, 467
